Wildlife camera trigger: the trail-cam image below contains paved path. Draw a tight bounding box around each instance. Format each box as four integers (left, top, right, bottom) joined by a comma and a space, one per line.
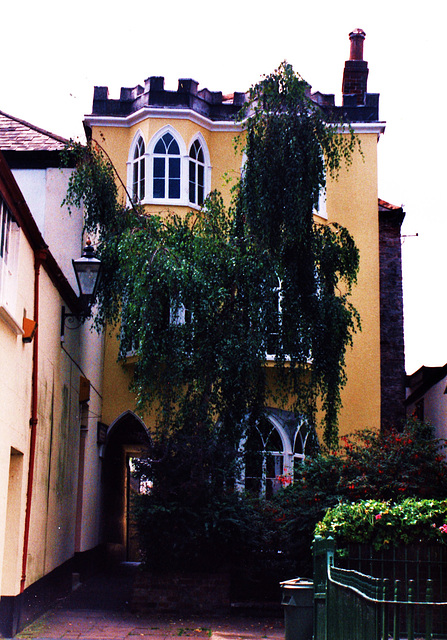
13, 565, 284, 640
15, 609, 284, 639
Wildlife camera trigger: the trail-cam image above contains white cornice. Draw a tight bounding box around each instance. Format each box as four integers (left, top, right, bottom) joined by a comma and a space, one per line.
84, 107, 243, 133
84, 108, 385, 137
338, 122, 386, 136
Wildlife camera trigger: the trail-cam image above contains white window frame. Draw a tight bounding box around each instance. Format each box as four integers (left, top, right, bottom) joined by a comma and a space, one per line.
314, 187, 327, 219
266, 277, 282, 360
188, 133, 211, 208
146, 126, 188, 205
132, 136, 146, 202
238, 413, 310, 497
127, 130, 146, 204
239, 415, 292, 498
0, 196, 20, 331
127, 128, 212, 208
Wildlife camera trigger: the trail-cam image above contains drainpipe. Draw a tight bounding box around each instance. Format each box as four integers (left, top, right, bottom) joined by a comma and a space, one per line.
20, 248, 47, 594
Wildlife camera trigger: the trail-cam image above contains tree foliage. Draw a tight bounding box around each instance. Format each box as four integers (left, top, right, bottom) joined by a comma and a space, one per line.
237, 62, 360, 446
267, 420, 447, 574
64, 62, 360, 451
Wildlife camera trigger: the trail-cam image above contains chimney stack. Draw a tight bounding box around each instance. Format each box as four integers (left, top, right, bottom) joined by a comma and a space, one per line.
342, 29, 368, 105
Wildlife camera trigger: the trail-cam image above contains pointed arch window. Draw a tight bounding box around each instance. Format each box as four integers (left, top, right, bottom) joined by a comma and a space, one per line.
132, 137, 145, 202
244, 417, 285, 498
153, 132, 181, 199
189, 139, 205, 206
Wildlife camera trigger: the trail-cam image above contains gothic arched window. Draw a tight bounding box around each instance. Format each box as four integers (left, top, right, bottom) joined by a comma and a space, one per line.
153, 132, 181, 200
189, 139, 205, 206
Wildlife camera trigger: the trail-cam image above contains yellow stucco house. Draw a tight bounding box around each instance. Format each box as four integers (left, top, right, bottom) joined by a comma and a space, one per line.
82, 29, 405, 561
0, 30, 406, 634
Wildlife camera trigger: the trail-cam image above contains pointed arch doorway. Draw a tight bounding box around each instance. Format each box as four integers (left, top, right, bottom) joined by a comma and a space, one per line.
102, 411, 152, 562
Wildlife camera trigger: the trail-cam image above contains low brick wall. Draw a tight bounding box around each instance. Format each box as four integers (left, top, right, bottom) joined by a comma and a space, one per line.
131, 570, 231, 613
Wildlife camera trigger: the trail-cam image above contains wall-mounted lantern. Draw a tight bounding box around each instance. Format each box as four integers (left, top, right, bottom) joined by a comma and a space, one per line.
61, 241, 101, 340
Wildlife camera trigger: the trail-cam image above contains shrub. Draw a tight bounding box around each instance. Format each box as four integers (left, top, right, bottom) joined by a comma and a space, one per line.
315, 499, 447, 550
268, 419, 447, 573
132, 420, 447, 584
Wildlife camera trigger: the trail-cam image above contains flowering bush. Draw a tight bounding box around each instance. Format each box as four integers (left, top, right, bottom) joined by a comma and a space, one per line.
315, 499, 447, 550
270, 420, 447, 573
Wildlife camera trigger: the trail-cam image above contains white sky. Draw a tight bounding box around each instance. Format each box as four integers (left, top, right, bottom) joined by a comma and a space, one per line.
1, 0, 445, 374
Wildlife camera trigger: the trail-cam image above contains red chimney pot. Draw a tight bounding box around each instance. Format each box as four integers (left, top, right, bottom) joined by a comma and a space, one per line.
349, 28, 366, 61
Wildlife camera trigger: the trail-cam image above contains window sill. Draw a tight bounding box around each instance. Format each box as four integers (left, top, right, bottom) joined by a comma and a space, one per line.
137, 197, 205, 210
120, 352, 138, 366
0, 304, 23, 336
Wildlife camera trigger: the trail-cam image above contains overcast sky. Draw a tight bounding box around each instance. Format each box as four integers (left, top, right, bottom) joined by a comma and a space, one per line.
2, 0, 445, 374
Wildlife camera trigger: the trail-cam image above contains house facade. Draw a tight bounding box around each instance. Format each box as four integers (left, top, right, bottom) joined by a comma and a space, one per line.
0, 114, 103, 636
82, 30, 405, 560
0, 30, 407, 633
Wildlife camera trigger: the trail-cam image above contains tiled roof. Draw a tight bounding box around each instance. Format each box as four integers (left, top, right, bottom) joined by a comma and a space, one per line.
378, 198, 403, 211
0, 109, 68, 151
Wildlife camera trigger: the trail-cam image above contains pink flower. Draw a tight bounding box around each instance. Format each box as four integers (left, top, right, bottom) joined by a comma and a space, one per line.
375, 514, 382, 521
439, 524, 447, 535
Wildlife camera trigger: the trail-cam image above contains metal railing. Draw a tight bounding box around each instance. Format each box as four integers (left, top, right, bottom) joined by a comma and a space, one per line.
313, 537, 447, 640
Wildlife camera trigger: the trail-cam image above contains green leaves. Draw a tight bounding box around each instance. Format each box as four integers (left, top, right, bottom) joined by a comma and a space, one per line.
237, 62, 360, 446
316, 499, 447, 550
64, 62, 361, 471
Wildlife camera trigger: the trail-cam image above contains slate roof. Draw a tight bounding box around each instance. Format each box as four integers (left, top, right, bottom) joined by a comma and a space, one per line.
0, 109, 68, 151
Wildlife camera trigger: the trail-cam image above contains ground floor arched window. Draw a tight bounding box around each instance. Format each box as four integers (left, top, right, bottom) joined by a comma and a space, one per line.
240, 409, 314, 498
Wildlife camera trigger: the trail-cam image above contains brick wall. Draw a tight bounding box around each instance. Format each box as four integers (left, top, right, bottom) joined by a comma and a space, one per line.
379, 204, 406, 430
131, 571, 231, 613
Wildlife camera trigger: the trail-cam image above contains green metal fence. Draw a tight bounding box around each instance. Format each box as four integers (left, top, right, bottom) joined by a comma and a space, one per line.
313, 537, 447, 640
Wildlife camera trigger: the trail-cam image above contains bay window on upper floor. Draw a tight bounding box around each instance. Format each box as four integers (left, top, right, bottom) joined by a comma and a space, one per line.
127, 128, 210, 208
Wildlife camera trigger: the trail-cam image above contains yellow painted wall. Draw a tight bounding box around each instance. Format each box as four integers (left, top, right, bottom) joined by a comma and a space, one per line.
324, 133, 381, 438
92, 117, 381, 441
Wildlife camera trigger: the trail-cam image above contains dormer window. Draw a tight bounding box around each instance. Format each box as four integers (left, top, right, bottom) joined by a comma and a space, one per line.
132, 137, 145, 202
189, 140, 205, 206
153, 132, 181, 199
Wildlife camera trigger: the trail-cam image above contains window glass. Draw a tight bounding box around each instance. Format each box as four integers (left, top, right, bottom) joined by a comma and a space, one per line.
132, 137, 145, 202
0, 197, 19, 315
168, 158, 181, 198
153, 132, 181, 200
243, 418, 284, 498
266, 278, 282, 357
188, 140, 205, 206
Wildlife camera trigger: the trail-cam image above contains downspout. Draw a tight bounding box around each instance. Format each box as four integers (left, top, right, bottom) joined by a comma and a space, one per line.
20, 248, 47, 593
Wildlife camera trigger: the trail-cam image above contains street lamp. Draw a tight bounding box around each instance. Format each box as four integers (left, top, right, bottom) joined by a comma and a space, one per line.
61, 241, 101, 339
72, 240, 102, 306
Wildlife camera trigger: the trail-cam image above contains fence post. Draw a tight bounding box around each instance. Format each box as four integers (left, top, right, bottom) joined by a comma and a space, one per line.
382, 578, 390, 640
393, 580, 401, 640
426, 579, 433, 640
313, 536, 335, 640
406, 579, 414, 640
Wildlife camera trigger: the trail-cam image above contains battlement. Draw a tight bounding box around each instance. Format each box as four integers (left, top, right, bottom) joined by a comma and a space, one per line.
92, 77, 246, 122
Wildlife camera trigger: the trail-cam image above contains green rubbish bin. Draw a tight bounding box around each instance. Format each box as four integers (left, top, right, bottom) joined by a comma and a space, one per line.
280, 578, 314, 640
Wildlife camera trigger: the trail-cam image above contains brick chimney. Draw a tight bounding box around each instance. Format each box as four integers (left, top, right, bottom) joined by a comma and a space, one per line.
342, 29, 368, 105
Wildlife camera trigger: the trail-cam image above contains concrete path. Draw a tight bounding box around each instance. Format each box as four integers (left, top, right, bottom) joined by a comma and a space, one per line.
15, 609, 284, 639
13, 565, 284, 640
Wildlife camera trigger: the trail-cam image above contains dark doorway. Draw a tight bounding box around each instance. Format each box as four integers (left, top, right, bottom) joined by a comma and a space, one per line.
102, 412, 151, 562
